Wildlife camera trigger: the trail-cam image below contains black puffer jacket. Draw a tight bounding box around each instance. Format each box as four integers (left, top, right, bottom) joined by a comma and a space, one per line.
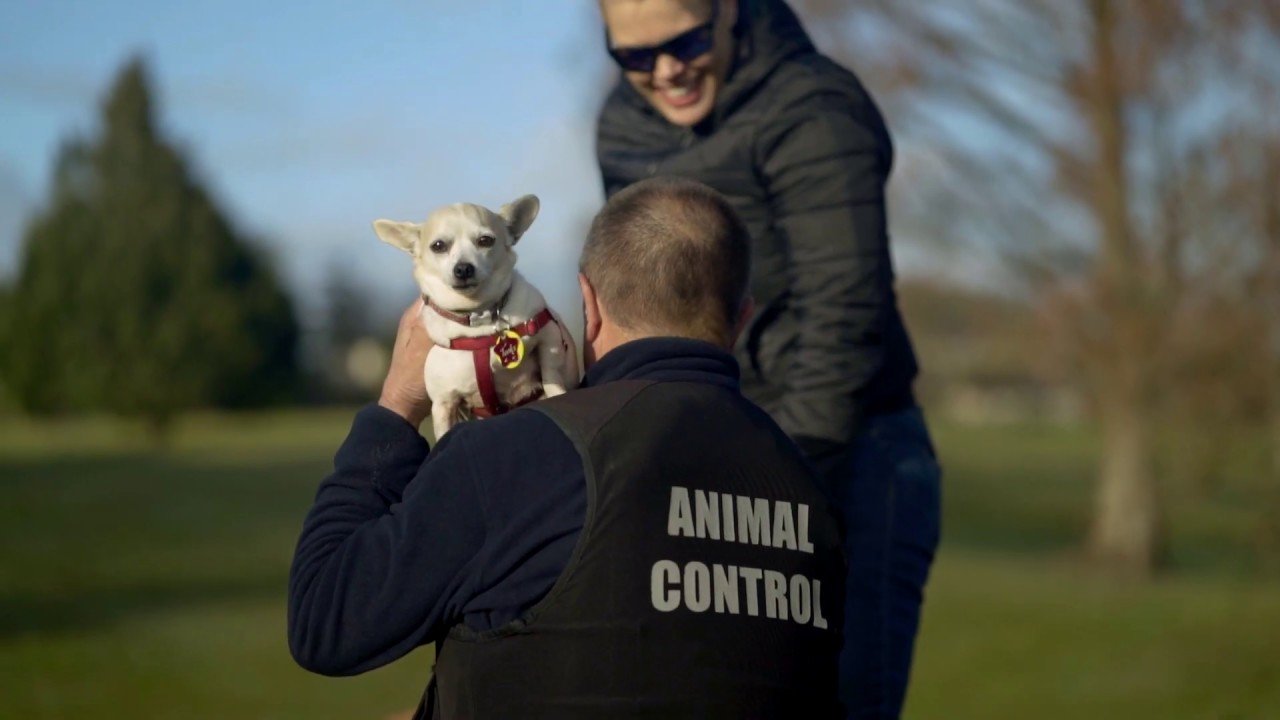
596, 0, 918, 451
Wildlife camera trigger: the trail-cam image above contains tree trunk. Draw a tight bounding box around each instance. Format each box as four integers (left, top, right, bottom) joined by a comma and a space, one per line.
1079, 0, 1163, 576
1089, 395, 1162, 574
1265, 148, 1280, 480
1271, 414, 1280, 486
145, 409, 175, 449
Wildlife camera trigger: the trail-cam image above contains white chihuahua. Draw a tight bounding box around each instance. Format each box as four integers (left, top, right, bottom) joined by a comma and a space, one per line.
374, 195, 578, 439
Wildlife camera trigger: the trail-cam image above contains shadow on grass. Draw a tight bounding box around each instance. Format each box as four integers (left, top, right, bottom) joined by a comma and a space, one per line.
0, 452, 324, 641
0, 571, 286, 640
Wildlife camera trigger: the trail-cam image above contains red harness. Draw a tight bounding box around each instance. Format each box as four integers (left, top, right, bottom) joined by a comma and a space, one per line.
430, 298, 556, 418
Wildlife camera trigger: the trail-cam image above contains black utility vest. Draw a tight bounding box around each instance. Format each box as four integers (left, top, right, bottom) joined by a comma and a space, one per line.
427, 379, 845, 719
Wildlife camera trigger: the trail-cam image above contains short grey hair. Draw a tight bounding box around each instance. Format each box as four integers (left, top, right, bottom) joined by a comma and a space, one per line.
580, 176, 751, 345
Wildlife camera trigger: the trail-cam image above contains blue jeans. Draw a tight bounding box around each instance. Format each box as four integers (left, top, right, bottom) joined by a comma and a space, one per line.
821, 406, 941, 719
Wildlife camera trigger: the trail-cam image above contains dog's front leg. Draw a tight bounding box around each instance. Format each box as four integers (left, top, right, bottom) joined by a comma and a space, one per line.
431, 400, 458, 441
536, 324, 569, 398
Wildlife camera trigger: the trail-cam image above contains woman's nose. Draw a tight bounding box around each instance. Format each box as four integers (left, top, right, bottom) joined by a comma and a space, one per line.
653, 53, 687, 83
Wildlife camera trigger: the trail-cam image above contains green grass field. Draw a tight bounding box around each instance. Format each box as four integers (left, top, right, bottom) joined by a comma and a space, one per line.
1, 410, 1277, 718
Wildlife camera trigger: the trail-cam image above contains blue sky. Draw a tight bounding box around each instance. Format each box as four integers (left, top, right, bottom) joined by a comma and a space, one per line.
0, 0, 611, 327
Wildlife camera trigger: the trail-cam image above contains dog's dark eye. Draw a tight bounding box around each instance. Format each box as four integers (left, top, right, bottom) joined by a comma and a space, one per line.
429, 239, 448, 254
476, 234, 496, 248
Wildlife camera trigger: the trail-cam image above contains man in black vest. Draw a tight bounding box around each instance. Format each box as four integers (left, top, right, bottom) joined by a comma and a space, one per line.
595, 2, 942, 717
289, 177, 846, 718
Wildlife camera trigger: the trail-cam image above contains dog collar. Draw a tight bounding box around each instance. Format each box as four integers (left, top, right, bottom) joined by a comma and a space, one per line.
424, 288, 513, 328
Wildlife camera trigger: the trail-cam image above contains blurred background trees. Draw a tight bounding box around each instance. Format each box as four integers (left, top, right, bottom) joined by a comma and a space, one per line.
0, 57, 300, 433
315, 258, 390, 402
798, 0, 1280, 574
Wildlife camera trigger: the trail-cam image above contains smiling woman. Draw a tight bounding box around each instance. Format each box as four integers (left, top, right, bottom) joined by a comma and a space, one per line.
600, 0, 738, 127
593, 1, 940, 718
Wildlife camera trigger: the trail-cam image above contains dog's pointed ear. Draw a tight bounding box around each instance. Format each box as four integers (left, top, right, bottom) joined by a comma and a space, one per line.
499, 195, 540, 244
373, 220, 420, 253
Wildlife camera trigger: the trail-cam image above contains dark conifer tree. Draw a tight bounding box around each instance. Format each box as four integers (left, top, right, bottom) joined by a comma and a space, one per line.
1, 57, 299, 431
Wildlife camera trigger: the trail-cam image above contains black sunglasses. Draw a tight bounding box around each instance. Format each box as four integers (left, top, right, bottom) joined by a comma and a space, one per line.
606, 2, 720, 73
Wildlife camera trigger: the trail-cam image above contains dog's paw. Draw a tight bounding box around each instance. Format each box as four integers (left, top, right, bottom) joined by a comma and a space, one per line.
543, 384, 567, 398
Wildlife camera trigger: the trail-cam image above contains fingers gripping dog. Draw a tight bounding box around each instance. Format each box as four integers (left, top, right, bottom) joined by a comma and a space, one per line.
373, 195, 580, 439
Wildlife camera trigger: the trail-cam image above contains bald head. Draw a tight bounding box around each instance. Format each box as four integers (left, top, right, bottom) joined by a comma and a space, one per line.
580, 176, 750, 346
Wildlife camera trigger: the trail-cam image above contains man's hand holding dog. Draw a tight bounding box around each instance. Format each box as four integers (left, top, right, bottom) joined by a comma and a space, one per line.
379, 299, 434, 428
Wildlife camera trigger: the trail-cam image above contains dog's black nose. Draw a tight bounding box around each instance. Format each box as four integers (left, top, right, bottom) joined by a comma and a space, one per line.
453, 263, 476, 281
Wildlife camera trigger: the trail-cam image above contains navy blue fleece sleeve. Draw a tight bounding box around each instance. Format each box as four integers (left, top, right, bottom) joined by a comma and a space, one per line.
287, 405, 487, 676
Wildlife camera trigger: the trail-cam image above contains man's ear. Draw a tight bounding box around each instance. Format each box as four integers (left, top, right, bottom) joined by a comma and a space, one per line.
499, 195, 540, 244
579, 272, 603, 345
373, 220, 420, 253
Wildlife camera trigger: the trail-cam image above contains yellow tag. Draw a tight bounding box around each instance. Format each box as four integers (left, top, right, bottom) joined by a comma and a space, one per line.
493, 330, 525, 369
